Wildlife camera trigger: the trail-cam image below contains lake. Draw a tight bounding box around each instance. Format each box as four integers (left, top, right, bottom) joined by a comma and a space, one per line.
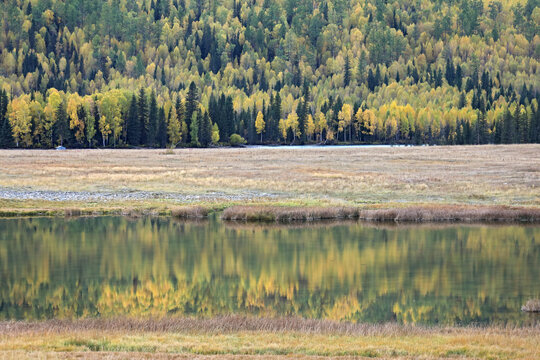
1, 216, 539, 325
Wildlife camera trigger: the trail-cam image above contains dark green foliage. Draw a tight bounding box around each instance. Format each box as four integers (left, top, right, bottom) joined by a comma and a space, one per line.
137, 89, 149, 145
127, 95, 140, 146
157, 107, 167, 148
53, 102, 69, 146
147, 91, 158, 146
199, 111, 212, 147
0, 0, 538, 149
344, 55, 351, 87
0, 90, 14, 148
185, 82, 198, 143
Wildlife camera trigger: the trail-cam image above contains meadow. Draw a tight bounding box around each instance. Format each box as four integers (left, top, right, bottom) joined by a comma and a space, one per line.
0, 145, 538, 217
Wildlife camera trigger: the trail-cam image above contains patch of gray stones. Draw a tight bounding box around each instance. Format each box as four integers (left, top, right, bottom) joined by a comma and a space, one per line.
0, 187, 282, 203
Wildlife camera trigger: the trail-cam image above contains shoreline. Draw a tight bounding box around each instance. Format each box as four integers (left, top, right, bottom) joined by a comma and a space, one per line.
1, 203, 540, 224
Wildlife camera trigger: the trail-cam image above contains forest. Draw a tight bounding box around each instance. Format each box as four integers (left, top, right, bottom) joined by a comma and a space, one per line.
0, 0, 539, 148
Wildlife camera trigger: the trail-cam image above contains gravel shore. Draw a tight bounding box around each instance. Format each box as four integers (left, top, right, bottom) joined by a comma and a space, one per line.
0, 187, 281, 203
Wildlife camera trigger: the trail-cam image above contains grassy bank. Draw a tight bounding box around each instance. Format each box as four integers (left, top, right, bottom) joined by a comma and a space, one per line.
0, 145, 539, 222
2, 202, 540, 223
221, 205, 540, 223
1, 317, 539, 359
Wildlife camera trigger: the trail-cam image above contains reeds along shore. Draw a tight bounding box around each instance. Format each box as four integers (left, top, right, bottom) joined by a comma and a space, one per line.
221, 205, 540, 223
171, 206, 209, 218
3, 316, 538, 359
522, 299, 540, 313
1, 316, 538, 336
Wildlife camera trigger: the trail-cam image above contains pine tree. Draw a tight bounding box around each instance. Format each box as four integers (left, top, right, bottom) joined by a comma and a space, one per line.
157, 107, 168, 147
200, 111, 212, 147
147, 91, 158, 146
190, 111, 200, 146
137, 88, 148, 145
344, 54, 351, 87
458, 92, 467, 109
367, 68, 376, 91
126, 94, 140, 146
455, 65, 463, 89
53, 101, 70, 147
475, 111, 489, 144
185, 81, 198, 143
0, 90, 14, 148
445, 58, 455, 86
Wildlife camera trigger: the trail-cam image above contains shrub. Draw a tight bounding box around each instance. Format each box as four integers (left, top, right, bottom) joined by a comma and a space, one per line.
229, 133, 247, 146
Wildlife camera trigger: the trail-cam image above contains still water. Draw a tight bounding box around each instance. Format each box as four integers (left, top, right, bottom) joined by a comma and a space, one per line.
1, 216, 539, 325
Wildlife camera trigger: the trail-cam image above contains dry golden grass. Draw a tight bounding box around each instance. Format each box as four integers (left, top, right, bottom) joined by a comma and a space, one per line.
222, 205, 360, 221
222, 204, 540, 222
522, 300, 540, 312
0, 145, 538, 205
0, 317, 539, 359
171, 206, 210, 218
357, 205, 540, 222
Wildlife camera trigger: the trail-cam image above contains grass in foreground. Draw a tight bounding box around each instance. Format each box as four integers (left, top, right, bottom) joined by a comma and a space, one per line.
0, 316, 540, 359
1, 316, 539, 359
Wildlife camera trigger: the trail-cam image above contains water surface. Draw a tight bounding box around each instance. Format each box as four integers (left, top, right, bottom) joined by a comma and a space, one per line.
1, 216, 538, 325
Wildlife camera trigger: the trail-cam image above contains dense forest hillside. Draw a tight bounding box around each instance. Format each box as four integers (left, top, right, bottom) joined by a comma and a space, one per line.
0, 0, 539, 148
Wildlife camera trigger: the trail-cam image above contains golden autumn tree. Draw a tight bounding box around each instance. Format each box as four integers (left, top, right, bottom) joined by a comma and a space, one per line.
255, 111, 265, 142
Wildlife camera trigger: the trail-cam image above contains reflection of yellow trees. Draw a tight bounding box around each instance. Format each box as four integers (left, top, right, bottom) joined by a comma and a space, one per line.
0, 218, 539, 324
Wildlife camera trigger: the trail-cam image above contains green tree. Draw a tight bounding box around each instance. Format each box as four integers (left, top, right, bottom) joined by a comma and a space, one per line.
126, 94, 140, 146
190, 111, 200, 146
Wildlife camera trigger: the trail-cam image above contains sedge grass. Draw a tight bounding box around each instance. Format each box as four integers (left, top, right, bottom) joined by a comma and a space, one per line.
1, 316, 539, 359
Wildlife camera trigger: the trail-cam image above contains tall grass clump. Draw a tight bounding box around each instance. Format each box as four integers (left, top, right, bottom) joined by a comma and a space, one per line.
222, 205, 540, 223
171, 206, 209, 219
222, 206, 359, 222
64, 208, 82, 217
358, 206, 540, 223
521, 299, 540, 312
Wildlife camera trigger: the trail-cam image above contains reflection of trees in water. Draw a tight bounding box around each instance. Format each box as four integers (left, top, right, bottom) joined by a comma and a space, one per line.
0, 217, 539, 325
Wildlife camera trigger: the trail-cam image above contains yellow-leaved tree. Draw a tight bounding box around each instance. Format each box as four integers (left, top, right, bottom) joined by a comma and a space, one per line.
8, 96, 32, 147
287, 112, 299, 142
255, 111, 265, 142
167, 105, 182, 147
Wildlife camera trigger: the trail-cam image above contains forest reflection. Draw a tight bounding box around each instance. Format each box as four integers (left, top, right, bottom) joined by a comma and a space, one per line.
1, 216, 539, 325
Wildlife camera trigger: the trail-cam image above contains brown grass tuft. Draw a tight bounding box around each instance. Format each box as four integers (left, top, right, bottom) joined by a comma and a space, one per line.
2, 316, 538, 337
222, 206, 359, 222
522, 299, 540, 312
358, 205, 540, 223
171, 206, 209, 218
222, 205, 540, 223
64, 208, 82, 216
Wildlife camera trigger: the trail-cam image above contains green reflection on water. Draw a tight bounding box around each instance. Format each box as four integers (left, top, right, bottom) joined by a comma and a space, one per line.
0, 216, 539, 325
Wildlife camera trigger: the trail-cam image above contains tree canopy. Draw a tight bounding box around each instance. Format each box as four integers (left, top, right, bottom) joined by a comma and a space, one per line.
0, 0, 538, 148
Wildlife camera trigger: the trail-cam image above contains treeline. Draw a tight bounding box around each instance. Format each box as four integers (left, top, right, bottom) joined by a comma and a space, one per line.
0, 0, 539, 148
1, 83, 538, 148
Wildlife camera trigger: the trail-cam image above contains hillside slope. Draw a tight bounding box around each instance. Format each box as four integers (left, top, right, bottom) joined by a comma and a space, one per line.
0, 0, 539, 148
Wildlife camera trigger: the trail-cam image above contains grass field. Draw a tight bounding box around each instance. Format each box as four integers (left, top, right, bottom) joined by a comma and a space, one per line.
1, 317, 539, 359
0, 145, 538, 216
